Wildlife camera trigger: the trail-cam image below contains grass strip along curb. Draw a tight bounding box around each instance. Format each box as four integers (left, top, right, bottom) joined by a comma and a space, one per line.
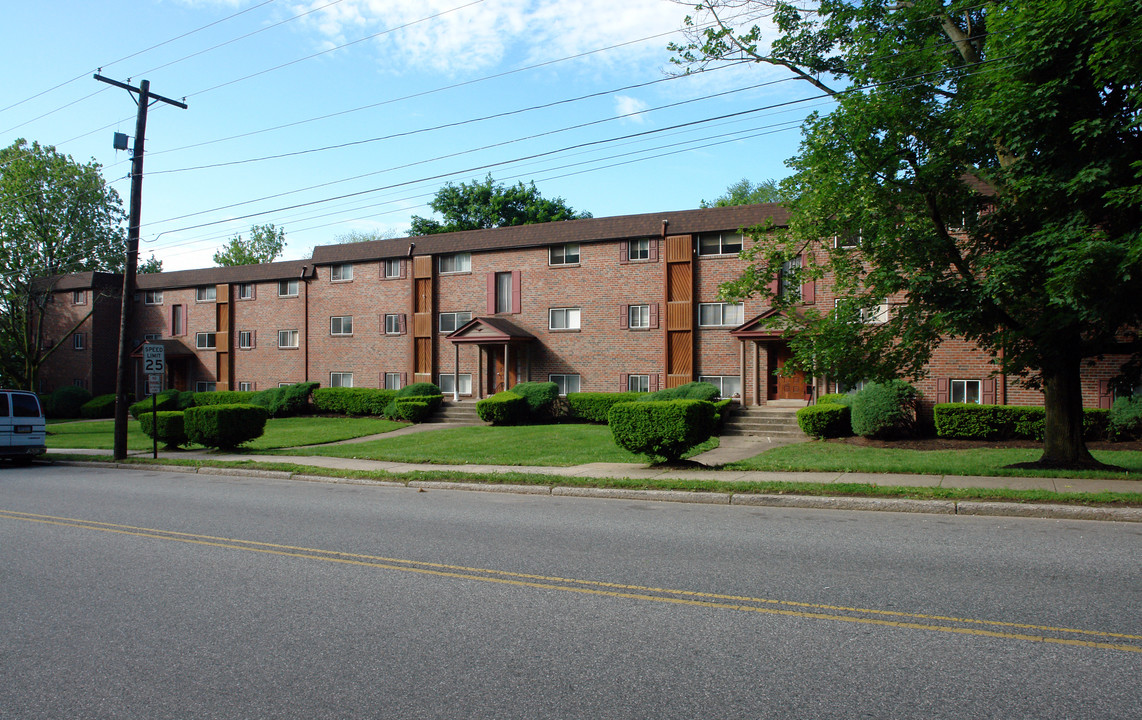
50, 455, 1142, 523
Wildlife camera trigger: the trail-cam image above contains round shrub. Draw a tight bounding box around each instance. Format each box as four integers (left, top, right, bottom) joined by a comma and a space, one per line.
183, 403, 269, 449
80, 393, 118, 419
1109, 396, 1142, 441
851, 380, 917, 439
797, 403, 851, 438
476, 391, 528, 425
397, 382, 441, 398
138, 411, 188, 448
49, 385, 92, 418
608, 399, 716, 462
508, 381, 559, 418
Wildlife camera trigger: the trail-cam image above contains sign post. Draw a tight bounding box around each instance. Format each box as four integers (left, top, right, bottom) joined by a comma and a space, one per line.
142, 344, 165, 459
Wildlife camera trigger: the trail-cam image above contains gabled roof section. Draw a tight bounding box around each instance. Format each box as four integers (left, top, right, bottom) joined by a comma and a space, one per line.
129, 338, 195, 358
311, 203, 789, 265
730, 308, 790, 339
446, 316, 537, 344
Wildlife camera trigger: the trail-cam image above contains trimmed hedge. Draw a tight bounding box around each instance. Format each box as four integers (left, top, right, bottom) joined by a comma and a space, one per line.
193, 390, 258, 406
936, 403, 1111, 441
387, 400, 433, 423
49, 385, 92, 418
1109, 396, 1142, 441
80, 393, 118, 419
397, 382, 441, 398
138, 411, 188, 448
313, 387, 397, 416
818, 392, 856, 407
797, 403, 852, 438
183, 403, 269, 449
637, 381, 721, 403
851, 380, 918, 439
129, 389, 194, 418
566, 392, 644, 423
608, 399, 716, 461
476, 391, 528, 425
256, 381, 318, 417
508, 381, 560, 418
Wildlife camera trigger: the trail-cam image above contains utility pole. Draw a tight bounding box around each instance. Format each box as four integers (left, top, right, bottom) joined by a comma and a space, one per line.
94, 74, 187, 461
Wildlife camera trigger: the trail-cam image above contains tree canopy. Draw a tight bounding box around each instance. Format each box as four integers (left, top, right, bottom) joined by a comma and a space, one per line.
700, 178, 783, 207
672, 0, 1142, 468
409, 175, 590, 235
213, 223, 286, 266
0, 139, 126, 389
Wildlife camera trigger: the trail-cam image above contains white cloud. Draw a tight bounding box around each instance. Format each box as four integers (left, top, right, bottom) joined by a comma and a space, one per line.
614, 95, 649, 123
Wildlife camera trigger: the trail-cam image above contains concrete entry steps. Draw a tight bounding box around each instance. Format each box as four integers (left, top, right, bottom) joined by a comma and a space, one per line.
720, 405, 808, 441
427, 400, 484, 425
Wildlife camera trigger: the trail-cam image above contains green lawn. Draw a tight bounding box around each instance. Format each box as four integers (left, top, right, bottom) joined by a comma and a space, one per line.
46, 416, 404, 451
728, 441, 1142, 480
267, 424, 718, 467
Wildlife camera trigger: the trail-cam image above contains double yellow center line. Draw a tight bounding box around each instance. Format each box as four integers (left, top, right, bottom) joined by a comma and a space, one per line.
4, 508, 1139, 654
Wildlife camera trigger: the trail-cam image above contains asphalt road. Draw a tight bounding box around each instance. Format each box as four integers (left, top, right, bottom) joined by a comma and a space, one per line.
2, 465, 1140, 719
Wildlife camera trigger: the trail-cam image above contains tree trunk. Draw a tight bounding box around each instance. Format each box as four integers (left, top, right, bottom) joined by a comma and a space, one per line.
1037, 359, 1104, 469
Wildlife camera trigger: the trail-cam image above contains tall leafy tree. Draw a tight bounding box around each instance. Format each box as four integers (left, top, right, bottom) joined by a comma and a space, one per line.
700, 178, 783, 207
0, 139, 126, 389
409, 175, 590, 235
213, 223, 286, 266
672, 1, 1142, 468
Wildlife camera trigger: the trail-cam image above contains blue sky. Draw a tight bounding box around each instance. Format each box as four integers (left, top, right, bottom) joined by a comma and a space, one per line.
2, 0, 831, 270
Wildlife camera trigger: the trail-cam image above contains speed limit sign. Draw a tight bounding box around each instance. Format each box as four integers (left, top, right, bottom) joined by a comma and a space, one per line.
142, 343, 165, 375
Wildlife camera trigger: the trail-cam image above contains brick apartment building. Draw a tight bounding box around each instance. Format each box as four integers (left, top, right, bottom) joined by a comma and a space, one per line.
38, 203, 1127, 413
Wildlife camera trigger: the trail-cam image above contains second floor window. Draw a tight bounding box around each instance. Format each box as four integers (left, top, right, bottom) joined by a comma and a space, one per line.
195, 332, 216, 350
697, 302, 743, 327
72, 290, 86, 305
278, 279, 299, 297
697, 232, 743, 256
278, 329, 299, 348
144, 290, 163, 305
196, 286, 216, 302
439, 253, 471, 274
238, 331, 254, 349
384, 259, 402, 279
628, 304, 650, 329
331, 263, 353, 281
628, 239, 650, 261
439, 311, 472, 334
549, 307, 581, 330
330, 316, 353, 335
549, 243, 580, 265
237, 283, 254, 300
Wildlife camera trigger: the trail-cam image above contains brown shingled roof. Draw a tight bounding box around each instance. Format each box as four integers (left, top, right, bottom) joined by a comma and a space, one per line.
310, 203, 790, 265
133, 259, 314, 291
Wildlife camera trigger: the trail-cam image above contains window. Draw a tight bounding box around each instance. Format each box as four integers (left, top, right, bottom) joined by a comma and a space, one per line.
331, 263, 353, 281
195, 332, 216, 350
171, 304, 185, 336
697, 232, 743, 256
330, 372, 354, 387
439, 253, 471, 274
238, 381, 254, 391
549, 243, 580, 265
835, 299, 889, 325
237, 283, 255, 300
550, 374, 581, 395
195, 382, 217, 393
951, 379, 982, 404
494, 272, 513, 314
778, 256, 801, 301
439, 311, 472, 333
834, 231, 861, 249
699, 375, 742, 398
238, 331, 254, 349
278, 382, 293, 388
438, 373, 472, 395
628, 239, 650, 261
384, 314, 404, 335
196, 286, 216, 302
628, 374, 650, 393
278, 279, 299, 297
384, 372, 404, 390
384, 259, 402, 279
144, 290, 163, 305
628, 304, 650, 329
72, 290, 86, 305
330, 316, 353, 335
698, 302, 743, 327
72, 333, 85, 350
278, 329, 299, 348
549, 307, 581, 330
837, 379, 866, 394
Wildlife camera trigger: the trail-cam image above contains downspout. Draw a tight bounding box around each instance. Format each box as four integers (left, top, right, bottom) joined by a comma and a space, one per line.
302, 266, 310, 383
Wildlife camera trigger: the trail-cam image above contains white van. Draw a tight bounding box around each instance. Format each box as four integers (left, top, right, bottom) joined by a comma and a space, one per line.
0, 389, 46, 461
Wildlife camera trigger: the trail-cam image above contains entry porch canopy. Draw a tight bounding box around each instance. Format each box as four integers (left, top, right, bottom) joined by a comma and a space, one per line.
445, 317, 537, 401
728, 308, 813, 406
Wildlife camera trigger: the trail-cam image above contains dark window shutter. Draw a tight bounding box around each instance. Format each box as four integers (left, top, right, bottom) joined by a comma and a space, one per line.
400, 259, 407, 279
380, 371, 386, 389
620, 241, 629, 265
620, 305, 629, 329
650, 239, 660, 262
168, 306, 174, 336
652, 374, 660, 392
800, 255, 815, 304
399, 314, 407, 335
251, 330, 256, 349
1098, 380, 1113, 409
511, 270, 521, 314
766, 277, 779, 299
486, 272, 496, 314
650, 303, 659, 329
935, 377, 950, 404
401, 372, 408, 388
620, 373, 628, 391
982, 378, 997, 405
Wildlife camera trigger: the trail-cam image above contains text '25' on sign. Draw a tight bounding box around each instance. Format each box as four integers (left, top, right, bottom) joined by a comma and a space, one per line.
142, 344, 165, 374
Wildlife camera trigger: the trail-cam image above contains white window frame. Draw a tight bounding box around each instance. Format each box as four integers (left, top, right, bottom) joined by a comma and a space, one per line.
628, 304, 650, 330
238, 381, 254, 392
196, 286, 216, 302
549, 243, 580, 266
550, 374, 581, 395
278, 279, 299, 297
195, 332, 216, 350
698, 375, 741, 399
697, 302, 744, 327
438, 373, 472, 396
835, 299, 889, 325
834, 231, 862, 249
439, 253, 471, 274
278, 329, 299, 348
697, 232, 743, 256
549, 307, 581, 330
628, 239, 650, 261
144, 290, 163, 305
384, 372, 403, 390
628, 374, 650, 393
951, 379, 982, 404
238, 330, 254, 349
384, 314, 402, 335
237, 283, 255, 300
330, 315, 354, 336
331, 263, 354, 282
779, 257, 802, 302
384, 259, 402, 279
439, 311, 472, 334
72, 290, 86, 305
73, 333, 85, 350
330, 372, 354, 388
195, 382, 217, 393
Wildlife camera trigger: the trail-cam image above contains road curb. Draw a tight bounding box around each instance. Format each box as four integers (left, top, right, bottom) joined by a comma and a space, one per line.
730, 494, 957, 514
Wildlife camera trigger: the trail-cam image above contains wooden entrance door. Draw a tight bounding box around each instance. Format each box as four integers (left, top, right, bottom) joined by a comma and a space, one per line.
768, 343, 807, 401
